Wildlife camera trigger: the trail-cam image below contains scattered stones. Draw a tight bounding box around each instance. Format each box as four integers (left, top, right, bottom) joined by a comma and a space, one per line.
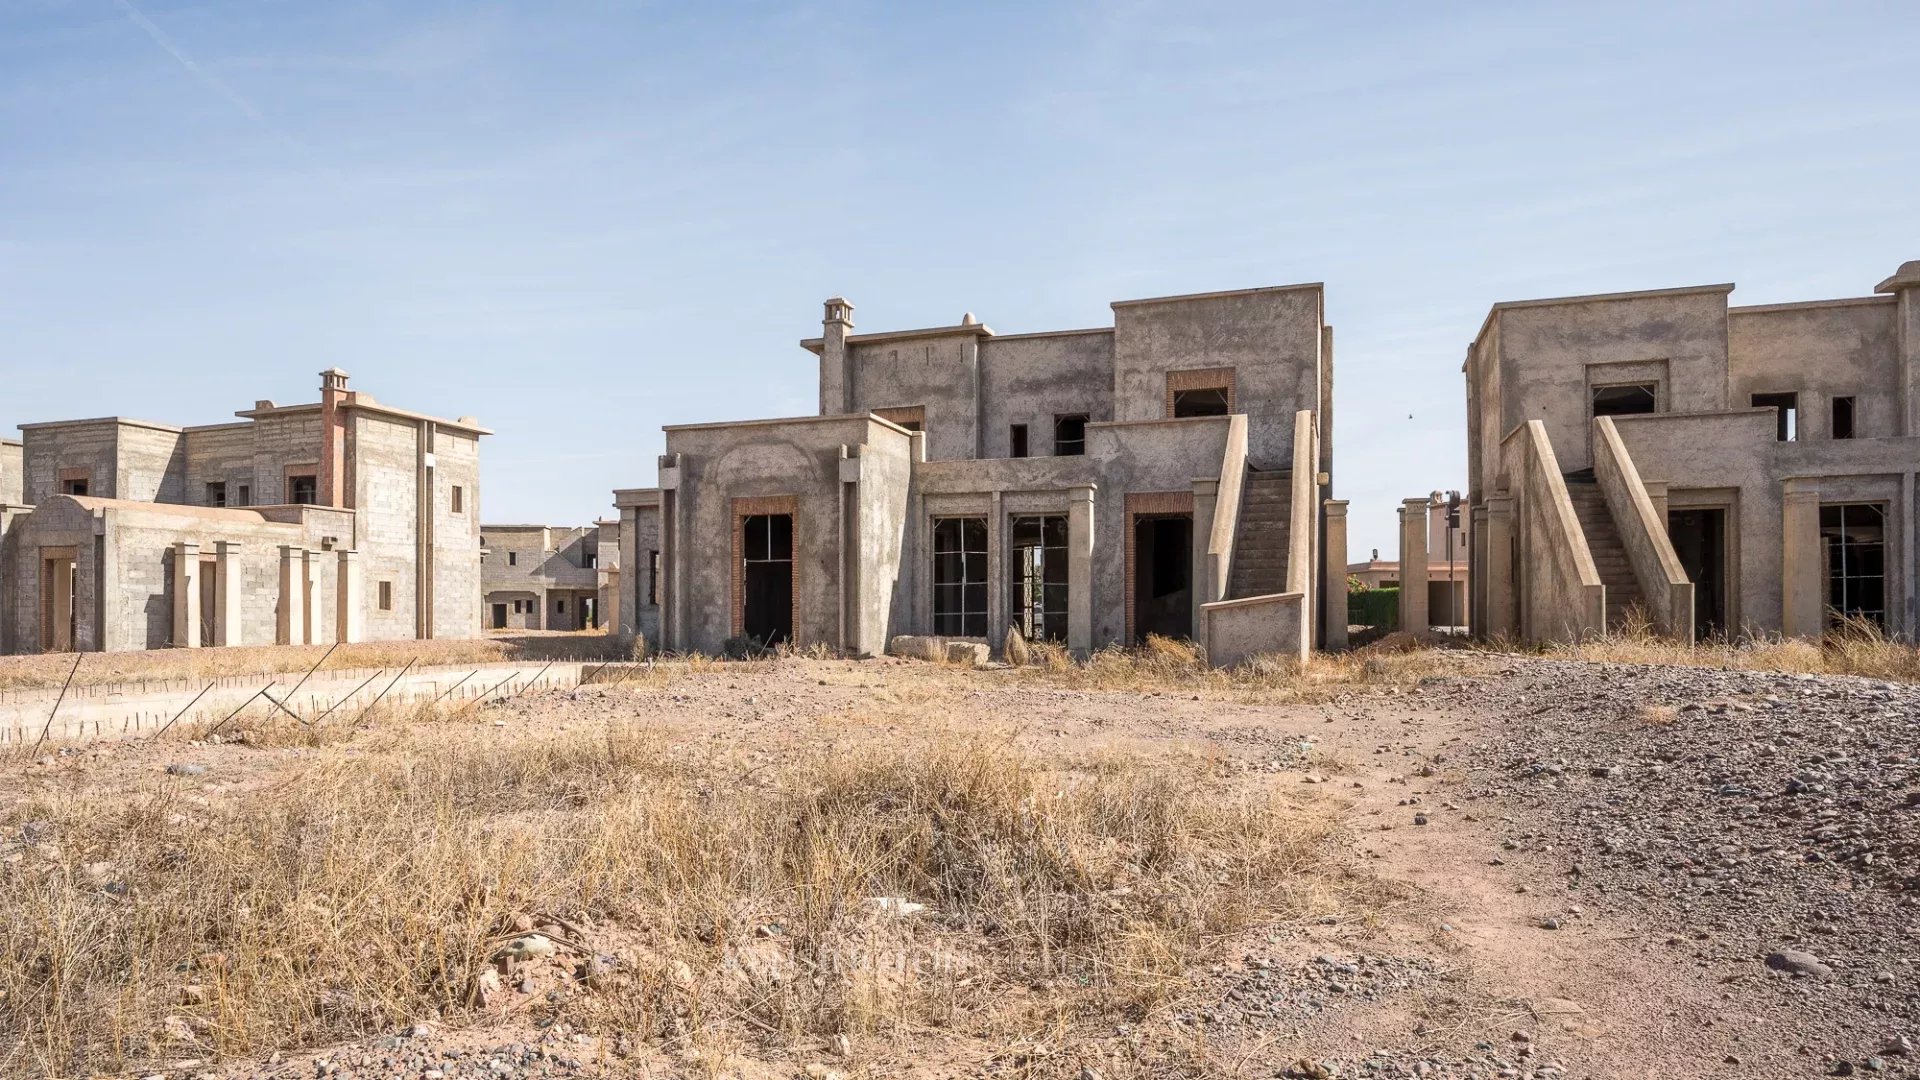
165, 762, 208, 776
1765, 950, 1833, 978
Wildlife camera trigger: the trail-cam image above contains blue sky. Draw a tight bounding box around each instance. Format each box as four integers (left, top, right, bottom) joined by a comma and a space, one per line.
3, 1, 1915, 555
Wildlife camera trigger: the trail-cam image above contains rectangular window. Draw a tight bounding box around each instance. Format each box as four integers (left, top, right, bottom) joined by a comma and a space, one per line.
1832, 396, 1855, 439
1592, 383, 1657, 417
60, 478, 88, 496
451, 485, 464, 514
1009, 515, 1069, 642
1172, 387, 1231, 417
874, 405, 925, 432
289, 474, 318, 504
1053, 413, 1088, 456
1821, 503, 1885, 627
237, 484, 251, 507
557, 599, 567, 614
378, 581, 393, 611
583, 549, 598, 569
206, 482, 226, 507
932, 517, 989, 636
508, 551, 518, 566
1009, 424, 1028, 458
648, 550, 661, 605
1752, 392, 1798, 441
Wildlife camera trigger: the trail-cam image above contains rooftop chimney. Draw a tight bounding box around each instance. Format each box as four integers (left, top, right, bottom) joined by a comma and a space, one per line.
820, 297, 855, 415
319, 368, 351, 508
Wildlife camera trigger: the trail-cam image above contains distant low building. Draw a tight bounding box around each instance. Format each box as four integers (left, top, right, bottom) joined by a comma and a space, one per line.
480, 523, 609, 631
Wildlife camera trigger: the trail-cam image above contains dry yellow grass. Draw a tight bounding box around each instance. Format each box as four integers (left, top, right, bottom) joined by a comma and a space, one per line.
1011, 633, 1459, 701
1539, 616, 1920, 683
0, 635, 626, 693
0, 719, 1347, 1076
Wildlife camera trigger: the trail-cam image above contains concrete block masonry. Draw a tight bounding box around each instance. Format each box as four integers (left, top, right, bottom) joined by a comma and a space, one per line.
0, 660, 592, 745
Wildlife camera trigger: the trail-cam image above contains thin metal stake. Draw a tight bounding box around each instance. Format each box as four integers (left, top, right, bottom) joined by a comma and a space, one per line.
350, 658, 418, 728
31, 653, 84, 753
277, 641, 340, 722
206, 685, 270, 738
430, 670, 479, 707
308, 668, 386, 729
151, 680, 217, 740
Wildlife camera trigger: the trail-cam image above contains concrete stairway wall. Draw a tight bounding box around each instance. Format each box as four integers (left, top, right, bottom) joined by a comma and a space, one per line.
1564, 476, 1644, 627
1228, 470, 1292, 599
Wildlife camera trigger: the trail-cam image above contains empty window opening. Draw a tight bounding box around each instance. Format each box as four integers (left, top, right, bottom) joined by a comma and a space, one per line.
1591, 384, 1657, 418
1010, 515, 1068, 643
206, 482, 227, 507
1832, 396, 1855, 440
490, 603, 507, 629
60, 478, 88, 496
378, 581, 394, 611
508, 551, 518, 566
1172, 387, 1231, 418
1821, 503, 1885, 627
289, 474, 318, 504
648, 550, 661, 605
1668, 508, 1728, 639
556, 598, 567, 614
931, 517, 988, 637
583, 548, 598, 569
1054, 414, 1088, 456
1752, 392, 1798, 441
1131, 514, 1193, 643
741, 513, 795, 646
874, 405, 925, 432
450, 485, 464, 514
1009, 424, 1029, 458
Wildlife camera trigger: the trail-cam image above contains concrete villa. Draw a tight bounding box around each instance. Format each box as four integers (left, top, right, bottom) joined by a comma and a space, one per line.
480, 521, 619, 631
610, 287, 1346, 665
1466, 260, 1920, 644
0, 371, 488, 654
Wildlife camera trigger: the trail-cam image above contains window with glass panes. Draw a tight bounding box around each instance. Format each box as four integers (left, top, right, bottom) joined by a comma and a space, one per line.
1821, 503, 1886, 626
1010, 515, 1068, 642
932, 517, 988, 636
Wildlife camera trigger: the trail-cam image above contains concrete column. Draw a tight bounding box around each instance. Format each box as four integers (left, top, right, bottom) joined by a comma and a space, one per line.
987, 489, 1006, 651
214, 541, 241, 646
172, 541, 201, 648
1483, 496, 1514, 640
1191, 478, 1218, 637
1067, 485, 1095, 658
820, 298, 854, 415
300, 549, 320, 645
1322, 499, 1349, 650
1643, 480, 1670, 525
336, 549, 362, 644
1398, 498, 1432, 637
1782, 478, 1825, 639
278, 544, 304, 645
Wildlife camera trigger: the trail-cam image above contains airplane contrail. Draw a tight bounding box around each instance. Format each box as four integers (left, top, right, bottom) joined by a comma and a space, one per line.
113, 0, 311, 156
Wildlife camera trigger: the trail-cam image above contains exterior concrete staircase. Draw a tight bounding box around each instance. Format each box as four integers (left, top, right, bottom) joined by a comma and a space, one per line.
1229, 470, 1292, 599
1564, 472, 1643, 628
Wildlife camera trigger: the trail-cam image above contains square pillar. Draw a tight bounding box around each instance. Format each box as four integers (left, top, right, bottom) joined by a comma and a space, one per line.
336, 549, 363, 644
1321, 499, 1349, 650
278, 544, 305, 645
1398, 498, 1432, 638
214, 541, 242, 646
172, 541, 201, 648
1782, 478, 1824, 639
301, 549, 320, 645
1067, 485, 1096, 659
1482, 496, 1515, 640
1191, 478, 1219, 638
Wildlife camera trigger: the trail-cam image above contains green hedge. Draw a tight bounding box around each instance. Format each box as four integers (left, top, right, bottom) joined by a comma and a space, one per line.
1349, 587, 1399, 629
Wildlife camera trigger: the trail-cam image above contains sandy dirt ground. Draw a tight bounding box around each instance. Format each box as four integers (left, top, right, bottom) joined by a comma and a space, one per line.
6, 653, 1914, 1079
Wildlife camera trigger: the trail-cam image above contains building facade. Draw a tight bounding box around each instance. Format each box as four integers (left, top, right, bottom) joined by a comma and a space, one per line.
0, 370, 488, 654
480, 523, 608, 631
1465, 261, 1920, 643
614, 285, 1347, 665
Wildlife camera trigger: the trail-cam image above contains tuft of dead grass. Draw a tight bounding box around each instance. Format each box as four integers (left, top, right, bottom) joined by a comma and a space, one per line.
1542, 615, 1920, 684
1009, 635, 1459, 702
0, 723, 1347, 1076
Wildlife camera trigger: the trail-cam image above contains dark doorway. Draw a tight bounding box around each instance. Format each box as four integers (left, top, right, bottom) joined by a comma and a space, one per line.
1053, 414, 1087, 456
1591, 384, 1657, 418
198, 562, 217, 645
1010, 515, 1068, 642
1172, 387, 1231, 417
1667, 508, 1726, 639
1132, 514, 1192, 643
491, 603, 508, 629
1821, 503, 1886, 627
742, 513, 794, 646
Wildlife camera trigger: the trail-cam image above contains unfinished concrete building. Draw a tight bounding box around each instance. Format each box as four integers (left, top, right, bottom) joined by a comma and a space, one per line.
615, 286, 1346, 665
480, 523, 608, 630
1466, 261, 1920, 643
0, 370, 488, 654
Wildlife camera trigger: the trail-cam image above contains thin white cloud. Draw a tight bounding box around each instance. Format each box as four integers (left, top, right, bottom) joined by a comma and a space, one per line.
113, 0, 310, 157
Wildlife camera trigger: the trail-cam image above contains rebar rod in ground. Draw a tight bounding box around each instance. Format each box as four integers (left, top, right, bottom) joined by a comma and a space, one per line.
506, 661, 556, 701
430, 670, 479, 707
277, 641, 340, 722
259, 688, 304, 724
349, 658, 418, 728
307, 668, 386, 729
151, 680, 217, 740
206, 686, 270, 738
452, 668, 525, 718
30, 653, 84, 753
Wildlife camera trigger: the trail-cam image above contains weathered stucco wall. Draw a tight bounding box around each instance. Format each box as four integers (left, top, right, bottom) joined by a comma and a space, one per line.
349, 413, 420, 643
845, 332, 982, 461
976, 331, 1115, 457
432, 428, 483, 639
1112, 285, 1324, 469
22, 419, 122, 503
1728, 299, 1901, 440
182, 423, 257, 505
0, 441, 20, 506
